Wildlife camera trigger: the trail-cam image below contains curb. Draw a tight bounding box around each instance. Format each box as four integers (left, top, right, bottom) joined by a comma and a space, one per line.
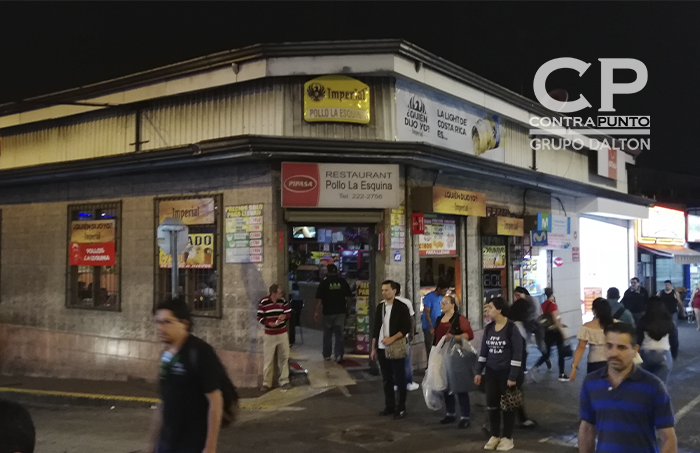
0, 386, 159, 408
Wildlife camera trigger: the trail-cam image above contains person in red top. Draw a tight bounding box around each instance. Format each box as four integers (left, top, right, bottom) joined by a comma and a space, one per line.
690, 282, 700, 330
533, 288, 570, 381
256, 284, 292, 392
433, 295, 475, 429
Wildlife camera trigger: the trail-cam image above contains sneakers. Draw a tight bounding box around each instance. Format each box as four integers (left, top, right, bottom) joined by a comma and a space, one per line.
496, 438, 514, 451
336, 356, 344, 364
394, 385, 398, 391
520, 419, 537, 429
484, 436, 501, 450
440, 416, 455, 424
393, 409, 406, 419
559, 373, 570, 382
545, 359, 552, 370
323, 356, 332, 361
407, 382, 420, 391
458, 418, 471, 429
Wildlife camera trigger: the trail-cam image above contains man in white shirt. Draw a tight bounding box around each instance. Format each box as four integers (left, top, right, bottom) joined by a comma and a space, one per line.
393, 281, 420, 391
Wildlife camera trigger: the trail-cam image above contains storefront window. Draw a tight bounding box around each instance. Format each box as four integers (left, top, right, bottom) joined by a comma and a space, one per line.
155, 195, 222, 317
482, 236, 507, 302
655, 258, 684, 294
519, 248, 551, 303
67, 202, 121, 310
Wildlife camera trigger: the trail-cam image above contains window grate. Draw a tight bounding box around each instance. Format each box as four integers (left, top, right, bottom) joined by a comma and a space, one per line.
153, 194, 223, 318
66, 201, 122, 311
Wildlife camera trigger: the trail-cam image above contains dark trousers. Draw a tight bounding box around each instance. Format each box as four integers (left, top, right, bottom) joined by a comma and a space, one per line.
322, 314, 345, 359
423, 328, 434, 359
534, 330, 565, 374
484, 370, 517, 439
377, 349, 407, 412
157, 443, 200, 453
444, 391, 471, 419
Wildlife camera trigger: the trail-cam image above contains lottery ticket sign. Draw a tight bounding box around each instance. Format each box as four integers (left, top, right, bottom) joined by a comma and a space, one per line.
225, 204, 264, 264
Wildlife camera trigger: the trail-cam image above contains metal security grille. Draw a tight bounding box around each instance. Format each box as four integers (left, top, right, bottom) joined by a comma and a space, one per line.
154, 194, 222, 318
66, 202, 122, 310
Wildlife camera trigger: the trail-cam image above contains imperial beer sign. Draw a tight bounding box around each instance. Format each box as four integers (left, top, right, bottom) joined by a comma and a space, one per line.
303, 76, 370, 124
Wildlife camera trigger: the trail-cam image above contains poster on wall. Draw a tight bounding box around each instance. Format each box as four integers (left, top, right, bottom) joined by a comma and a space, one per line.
225, 204, 264, 264
159, 234, 214, 269
282, 162, 400, 209
583, 287, 602, 314
395, 79, 505, 162
355, 281, 370, 353
69, 220, 116, 266
419, 216, 457, 256
483, 245, 506, 269
390, 207, 406, 250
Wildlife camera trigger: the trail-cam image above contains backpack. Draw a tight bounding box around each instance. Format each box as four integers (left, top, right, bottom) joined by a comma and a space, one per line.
189, 346, 240, 428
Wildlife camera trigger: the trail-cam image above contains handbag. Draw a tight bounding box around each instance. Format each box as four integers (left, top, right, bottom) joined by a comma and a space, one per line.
500, 386, 523, 411
383, 303, 408, 360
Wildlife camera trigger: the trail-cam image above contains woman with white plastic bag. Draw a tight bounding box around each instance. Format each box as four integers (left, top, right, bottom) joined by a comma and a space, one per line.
422, 336, 449, 410
434, 295, 475, 428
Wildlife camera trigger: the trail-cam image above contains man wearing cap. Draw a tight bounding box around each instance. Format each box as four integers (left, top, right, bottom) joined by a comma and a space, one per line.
607, 287, 635, 327
315, 264, 353, 362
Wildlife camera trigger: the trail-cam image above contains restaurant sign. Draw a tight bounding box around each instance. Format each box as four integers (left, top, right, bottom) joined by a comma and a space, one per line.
69, 220, 116, 266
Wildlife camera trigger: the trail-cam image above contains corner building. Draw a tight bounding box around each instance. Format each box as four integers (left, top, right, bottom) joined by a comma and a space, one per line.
0, 40, 651, 386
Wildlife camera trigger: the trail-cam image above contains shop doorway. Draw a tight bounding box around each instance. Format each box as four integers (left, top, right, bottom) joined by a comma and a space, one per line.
287, 223, 375, 363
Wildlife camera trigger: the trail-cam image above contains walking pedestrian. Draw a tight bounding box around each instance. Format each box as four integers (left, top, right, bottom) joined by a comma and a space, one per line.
371, 280, 412, 419
637, 296, 678, 384
148, 298, 225, 453
422, 278, 449, 358
570, 298, 614, 382
0, 399, 35, 453
474, 297, 524, 451
257, 284, 292, 392
578, 323, 677, 453
433, 295, 475, 429
533, 288, 570, 381
395, 282, 420, 392
314, 264, 353, 362
606, 287, 635, 326
621, 277, 649, 325
658, 280, 683, 323
508, 287, 539, 428
690, 282, 700, 330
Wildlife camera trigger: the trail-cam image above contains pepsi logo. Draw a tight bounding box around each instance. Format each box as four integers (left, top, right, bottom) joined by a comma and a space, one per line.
284, 175, 317, 193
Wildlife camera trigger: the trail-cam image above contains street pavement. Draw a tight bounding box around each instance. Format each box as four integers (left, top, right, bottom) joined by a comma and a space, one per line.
11, 322, 700, 452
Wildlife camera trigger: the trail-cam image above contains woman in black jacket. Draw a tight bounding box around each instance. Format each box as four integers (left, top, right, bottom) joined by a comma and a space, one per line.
371, 280, 412, 419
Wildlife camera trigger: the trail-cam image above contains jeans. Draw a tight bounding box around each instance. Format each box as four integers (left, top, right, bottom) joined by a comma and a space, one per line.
323, 314, 346, 359
377, 349, 407, 412
484, 370, 517, 439
640, 349, 673, 384
423, 328, 434, 359
444, 391, 471, 419
534, 330, 565, 374
404, 341, 414, 383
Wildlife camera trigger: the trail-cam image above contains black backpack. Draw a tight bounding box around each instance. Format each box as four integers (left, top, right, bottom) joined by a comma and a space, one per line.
190, 346, 240, 428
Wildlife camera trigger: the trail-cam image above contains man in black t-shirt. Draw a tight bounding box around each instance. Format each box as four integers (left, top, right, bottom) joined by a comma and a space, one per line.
147, 297, 223, 453
314, 264, 353, 362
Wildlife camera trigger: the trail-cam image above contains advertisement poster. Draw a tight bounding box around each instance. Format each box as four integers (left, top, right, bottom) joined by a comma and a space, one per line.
69, 220, 116, 266
303, 75, 370, 124
159, 198, 215, 225
396, 79, 505, 162
419, 216, 457, 256
282, 162, 400, 208
159, 233, 214, 269
640, 206, 686, 242
225, 204, 264, 264
583, 287, 602, 314
390, 206, 406, 250
483, 245, 506, 269
355, 281, 370, 353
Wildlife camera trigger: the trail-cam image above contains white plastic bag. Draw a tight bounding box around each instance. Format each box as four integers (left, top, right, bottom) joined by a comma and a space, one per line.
422, 337, 449, 410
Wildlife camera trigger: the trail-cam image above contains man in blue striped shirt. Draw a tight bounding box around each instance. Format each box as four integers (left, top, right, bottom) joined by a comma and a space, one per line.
579, 322, 677, 453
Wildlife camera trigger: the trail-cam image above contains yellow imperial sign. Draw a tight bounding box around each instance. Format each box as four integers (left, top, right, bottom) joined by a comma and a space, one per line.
304, 75, 370, 124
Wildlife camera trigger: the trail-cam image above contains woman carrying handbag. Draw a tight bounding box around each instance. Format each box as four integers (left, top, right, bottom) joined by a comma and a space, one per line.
371, 280, 412, 419
474, 297, 524, 451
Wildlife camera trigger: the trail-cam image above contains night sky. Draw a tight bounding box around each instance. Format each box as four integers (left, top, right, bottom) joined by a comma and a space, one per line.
0, 2, 696, 174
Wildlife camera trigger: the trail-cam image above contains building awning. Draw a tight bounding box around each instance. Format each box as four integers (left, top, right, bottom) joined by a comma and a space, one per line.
638, 244, 700, 264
